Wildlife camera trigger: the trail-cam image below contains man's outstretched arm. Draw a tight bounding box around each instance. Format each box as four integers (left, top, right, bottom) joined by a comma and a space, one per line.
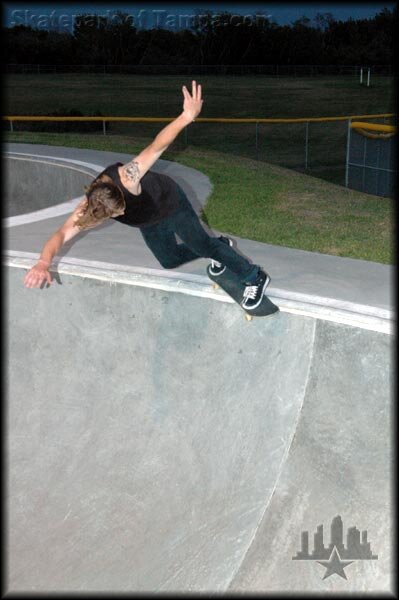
121, 80, 203, 185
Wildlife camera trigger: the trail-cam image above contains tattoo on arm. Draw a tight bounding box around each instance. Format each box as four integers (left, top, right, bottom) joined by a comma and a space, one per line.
123, 161, 140, 183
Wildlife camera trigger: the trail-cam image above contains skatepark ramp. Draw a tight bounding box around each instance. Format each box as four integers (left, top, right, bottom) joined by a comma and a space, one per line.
4, 152, 97, 226
5, 254, 393, 594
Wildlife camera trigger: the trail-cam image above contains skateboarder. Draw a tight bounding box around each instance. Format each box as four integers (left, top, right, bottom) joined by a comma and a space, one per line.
23, 81, 270, 310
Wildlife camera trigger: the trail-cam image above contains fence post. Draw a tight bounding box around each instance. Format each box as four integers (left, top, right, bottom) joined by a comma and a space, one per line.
102, 120, 107, 135
345, 118, 352, 187
305, 121, 309, 169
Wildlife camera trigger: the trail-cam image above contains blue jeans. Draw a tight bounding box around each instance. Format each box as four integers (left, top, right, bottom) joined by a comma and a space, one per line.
139, 186, 260, 284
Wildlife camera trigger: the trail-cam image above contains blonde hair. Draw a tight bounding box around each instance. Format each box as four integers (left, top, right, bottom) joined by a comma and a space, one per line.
74, 176, 125, 230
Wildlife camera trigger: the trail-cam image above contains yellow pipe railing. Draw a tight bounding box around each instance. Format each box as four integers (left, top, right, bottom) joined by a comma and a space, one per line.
350, 121, 396, 140
350, 121, 396, 133
2, 112, 396, 124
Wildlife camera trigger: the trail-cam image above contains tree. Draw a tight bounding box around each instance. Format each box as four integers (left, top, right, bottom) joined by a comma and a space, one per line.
314, 12, 335, 31
3, 7, 395, 68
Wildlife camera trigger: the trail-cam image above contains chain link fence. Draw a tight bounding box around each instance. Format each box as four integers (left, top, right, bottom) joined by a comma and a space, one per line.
346, 122, 397, 197
5, 114, 395, 189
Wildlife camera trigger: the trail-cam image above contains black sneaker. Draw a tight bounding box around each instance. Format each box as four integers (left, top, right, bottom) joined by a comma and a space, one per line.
241, 269, 271, 310
209, 236, 233, 276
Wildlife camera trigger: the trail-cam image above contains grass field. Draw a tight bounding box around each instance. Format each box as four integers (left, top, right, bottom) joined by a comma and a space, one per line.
5, 73, 396, 186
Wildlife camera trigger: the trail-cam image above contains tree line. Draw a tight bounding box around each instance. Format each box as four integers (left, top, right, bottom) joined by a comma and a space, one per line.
4, 7, 395, 67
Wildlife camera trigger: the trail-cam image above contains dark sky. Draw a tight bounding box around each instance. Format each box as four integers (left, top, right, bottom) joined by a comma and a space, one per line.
4, 2, 395, 31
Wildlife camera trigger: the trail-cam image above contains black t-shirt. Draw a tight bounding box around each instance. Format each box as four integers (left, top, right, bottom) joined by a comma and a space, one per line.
97, 162, 181, 228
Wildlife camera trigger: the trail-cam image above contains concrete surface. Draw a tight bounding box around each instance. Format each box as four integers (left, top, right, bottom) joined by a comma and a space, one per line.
4, 145, 395, 593
5, 258, 394, 593
4, 154, 93, 218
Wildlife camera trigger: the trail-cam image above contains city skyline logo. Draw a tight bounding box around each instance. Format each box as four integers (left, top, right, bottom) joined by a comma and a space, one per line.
292, 515, 378, 580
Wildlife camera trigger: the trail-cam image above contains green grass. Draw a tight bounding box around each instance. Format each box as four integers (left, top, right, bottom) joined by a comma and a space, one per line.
6, 130, 394, 265
5, 73, 395, 118
5, 74, 396, 187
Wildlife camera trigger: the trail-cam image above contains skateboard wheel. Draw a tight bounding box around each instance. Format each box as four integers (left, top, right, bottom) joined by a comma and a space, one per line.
213, 283, 220, 290
245, 314, 253, 321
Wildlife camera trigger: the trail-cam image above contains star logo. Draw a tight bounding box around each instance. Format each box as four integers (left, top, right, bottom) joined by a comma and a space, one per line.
317, 547, 354, 580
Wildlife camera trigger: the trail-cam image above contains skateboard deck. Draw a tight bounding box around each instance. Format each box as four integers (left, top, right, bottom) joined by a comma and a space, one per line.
207, 265, 279, 320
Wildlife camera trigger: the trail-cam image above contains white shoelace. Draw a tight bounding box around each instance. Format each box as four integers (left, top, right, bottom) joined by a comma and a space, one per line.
243, 284, 258, 300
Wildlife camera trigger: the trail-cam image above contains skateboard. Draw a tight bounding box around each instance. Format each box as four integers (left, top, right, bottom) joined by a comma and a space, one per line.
206, 265, 279, 321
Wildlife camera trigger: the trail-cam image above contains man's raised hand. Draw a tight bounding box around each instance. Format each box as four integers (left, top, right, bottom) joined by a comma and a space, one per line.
182, 80, 203, 123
